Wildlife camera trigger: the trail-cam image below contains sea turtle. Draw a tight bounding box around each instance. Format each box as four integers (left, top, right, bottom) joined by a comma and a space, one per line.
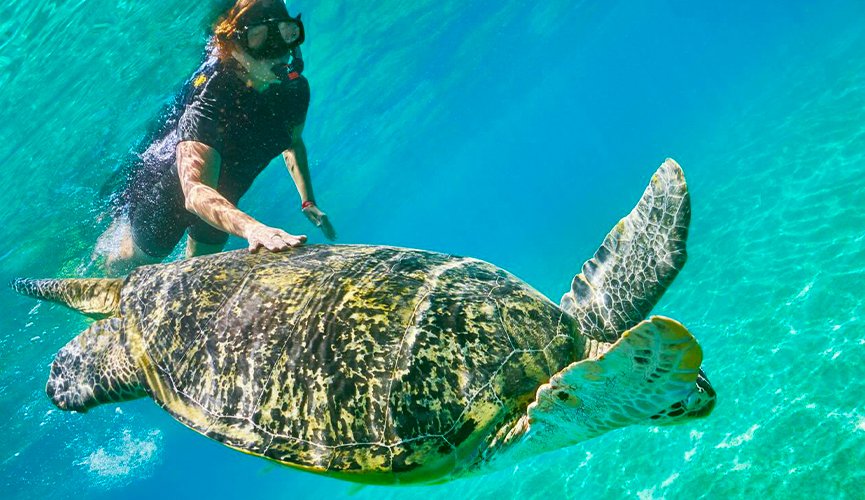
14, 159, 715, 484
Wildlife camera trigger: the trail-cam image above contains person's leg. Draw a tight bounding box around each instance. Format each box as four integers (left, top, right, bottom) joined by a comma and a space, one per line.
185, 236, 225, 257
186, 217, 230, 258
93, 216, 162, 276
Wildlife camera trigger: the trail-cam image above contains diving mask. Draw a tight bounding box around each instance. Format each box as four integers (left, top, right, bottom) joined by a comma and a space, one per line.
235, 1, 304, 60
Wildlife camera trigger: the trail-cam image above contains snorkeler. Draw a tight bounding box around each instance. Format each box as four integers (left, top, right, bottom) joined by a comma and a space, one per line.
95, 0, 335, 275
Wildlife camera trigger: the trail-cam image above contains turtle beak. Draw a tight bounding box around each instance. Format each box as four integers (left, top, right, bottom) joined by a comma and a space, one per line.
46, 359, 85, 412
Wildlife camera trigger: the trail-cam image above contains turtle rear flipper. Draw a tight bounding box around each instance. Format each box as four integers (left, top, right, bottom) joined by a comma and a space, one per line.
11, 278, 123, 319
524, 316, 702, 447
561, 159, 690, 342
47, 318, 147, 412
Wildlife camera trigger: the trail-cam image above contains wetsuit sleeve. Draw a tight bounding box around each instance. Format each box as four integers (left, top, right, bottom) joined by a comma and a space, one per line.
178, 76, 225, 153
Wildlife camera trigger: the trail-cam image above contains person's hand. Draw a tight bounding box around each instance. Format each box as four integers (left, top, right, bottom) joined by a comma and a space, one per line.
302, 203, 337, 241
245, 224, 307, 253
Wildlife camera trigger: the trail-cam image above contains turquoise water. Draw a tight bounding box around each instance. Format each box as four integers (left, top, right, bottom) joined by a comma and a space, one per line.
2, 0, 864, 498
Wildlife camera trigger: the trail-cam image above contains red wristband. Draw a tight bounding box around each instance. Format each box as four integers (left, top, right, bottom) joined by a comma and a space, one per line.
301, 200, 315, 209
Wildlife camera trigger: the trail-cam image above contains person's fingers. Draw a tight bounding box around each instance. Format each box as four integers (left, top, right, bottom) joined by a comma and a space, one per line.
276, 235, 292, 250
267, 233, 289, 252
274, 232, 306, 250
287, 234, 307, 247
321, 218, 336, 241
248, 228, 308, 253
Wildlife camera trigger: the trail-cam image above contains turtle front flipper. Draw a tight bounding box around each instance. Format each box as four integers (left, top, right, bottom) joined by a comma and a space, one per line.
527, 316, 704, 438
12, 278, 123, 319
47, 318, 147, 412
561, 159, 690, 342
489, 317, 706, 466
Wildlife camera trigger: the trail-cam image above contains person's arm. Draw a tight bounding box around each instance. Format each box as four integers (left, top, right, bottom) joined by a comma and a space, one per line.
177, 140, 306, 251
283, 123, 315, 204
283, 123, 336, 240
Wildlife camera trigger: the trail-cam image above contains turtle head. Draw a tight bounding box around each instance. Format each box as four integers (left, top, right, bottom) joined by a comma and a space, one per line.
46, 318, 146, 413
647, 369, 716, 425
47, 347, 94, 413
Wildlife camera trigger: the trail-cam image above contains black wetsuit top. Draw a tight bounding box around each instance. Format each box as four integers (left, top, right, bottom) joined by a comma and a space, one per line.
121, 52, 309, 257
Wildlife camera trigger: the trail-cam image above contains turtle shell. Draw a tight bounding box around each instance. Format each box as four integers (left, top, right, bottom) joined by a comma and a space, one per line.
121, 245, 578, 483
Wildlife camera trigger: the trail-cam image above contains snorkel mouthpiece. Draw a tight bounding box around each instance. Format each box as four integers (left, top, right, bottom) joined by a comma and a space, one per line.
271, 63, 293, 82
271, 46, 303, 81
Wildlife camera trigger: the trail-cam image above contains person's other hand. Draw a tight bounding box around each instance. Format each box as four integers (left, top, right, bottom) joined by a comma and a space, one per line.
246, 225, 307, 252
302, 204, 337, 241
